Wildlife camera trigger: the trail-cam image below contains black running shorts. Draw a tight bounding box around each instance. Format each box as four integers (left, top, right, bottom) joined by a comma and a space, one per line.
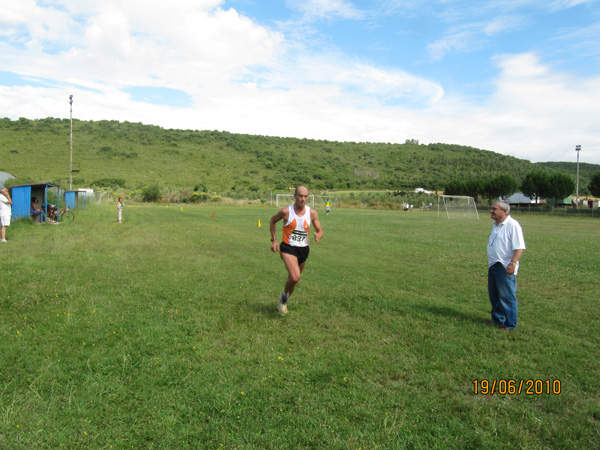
280, 242, 310, 264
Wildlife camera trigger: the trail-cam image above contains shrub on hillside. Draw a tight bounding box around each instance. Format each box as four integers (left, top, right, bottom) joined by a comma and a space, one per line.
189, 192, 210, 203
142, 184, 161, 202
193, 182, 207, 193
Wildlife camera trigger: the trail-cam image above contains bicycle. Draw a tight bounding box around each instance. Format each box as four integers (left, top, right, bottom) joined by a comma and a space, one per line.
57, 205, 75, 222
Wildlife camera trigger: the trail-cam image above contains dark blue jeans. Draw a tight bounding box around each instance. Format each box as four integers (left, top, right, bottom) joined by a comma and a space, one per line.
488, 262, 518, 329
31, 210, 46, 222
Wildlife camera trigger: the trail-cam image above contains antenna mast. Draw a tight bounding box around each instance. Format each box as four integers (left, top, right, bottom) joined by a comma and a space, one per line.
69, 95, 73, 190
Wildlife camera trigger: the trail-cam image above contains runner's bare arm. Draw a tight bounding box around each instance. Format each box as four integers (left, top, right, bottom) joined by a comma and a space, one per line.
270, 207, 289, 252
311, 209, 323, 243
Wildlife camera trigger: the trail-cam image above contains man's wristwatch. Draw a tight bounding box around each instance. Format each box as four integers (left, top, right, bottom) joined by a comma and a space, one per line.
271, 237, 276, 242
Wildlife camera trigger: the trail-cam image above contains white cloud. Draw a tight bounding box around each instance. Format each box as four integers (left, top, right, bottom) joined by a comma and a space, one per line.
427, 29, 476, 61
1, 49, 599, 164
547, 0, 596, 10
423, 53, 600, 163
425, 0, 595, 61
334, 64, 444, 105
0, 0, 82, 52
1, 1, 599, 166
286, 0, 364, 21
483, 15, 527, 35
1, 0, 283, 94
428, 13, 529, 61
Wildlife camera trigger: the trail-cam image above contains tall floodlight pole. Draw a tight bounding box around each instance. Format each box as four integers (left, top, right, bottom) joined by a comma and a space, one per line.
575, 145, 581, 208
69, 95, 74, 190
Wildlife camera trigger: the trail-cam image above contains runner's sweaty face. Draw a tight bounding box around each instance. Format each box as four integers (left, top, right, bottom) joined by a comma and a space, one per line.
294, 187, 309, 207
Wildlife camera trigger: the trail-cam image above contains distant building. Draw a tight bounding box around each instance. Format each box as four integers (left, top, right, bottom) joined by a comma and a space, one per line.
503, 192, 539, 205
504, 192, 576, 206
545, 195, 574, 206
413, 187, 433, 195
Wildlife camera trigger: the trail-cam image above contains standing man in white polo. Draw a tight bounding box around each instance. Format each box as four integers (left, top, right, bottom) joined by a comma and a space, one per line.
487, 200, 526, 330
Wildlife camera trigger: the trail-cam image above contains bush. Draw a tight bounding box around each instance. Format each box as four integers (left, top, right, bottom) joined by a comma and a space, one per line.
190, 192, 210, 203
141, 184, 161, 202
589, 172, 600, 197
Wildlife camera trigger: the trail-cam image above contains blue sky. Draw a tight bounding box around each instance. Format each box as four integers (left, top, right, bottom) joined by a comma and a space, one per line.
1, 0, 599, 164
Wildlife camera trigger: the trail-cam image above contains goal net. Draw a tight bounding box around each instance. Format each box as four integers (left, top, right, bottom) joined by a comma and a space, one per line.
275, 194, 338, 210
438, 195, 479, 219
276, 194, 314, 207
93, 190, 110, 205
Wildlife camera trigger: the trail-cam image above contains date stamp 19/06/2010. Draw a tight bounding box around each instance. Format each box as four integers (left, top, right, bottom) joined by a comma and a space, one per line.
473, 379, 561, 395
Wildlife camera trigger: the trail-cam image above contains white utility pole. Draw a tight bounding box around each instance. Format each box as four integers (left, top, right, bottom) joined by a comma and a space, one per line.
69, 95, 73, 190
575, 145, 581, 208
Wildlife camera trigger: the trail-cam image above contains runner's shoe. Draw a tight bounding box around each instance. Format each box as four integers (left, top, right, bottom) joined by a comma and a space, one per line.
277, 292, 288, 315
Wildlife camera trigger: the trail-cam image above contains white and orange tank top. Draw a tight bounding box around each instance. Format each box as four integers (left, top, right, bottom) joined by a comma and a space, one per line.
282, 205, 311, 247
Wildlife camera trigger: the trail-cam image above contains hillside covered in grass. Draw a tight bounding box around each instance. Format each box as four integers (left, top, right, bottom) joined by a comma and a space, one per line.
1, 117, 597, 194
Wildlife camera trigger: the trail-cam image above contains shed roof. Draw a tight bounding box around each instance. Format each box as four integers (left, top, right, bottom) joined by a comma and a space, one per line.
10, 182, 60, 188
504, 192, 535, 204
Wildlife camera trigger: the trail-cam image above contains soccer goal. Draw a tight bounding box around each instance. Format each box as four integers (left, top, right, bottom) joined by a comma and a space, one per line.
276, 194, 315, 207
93, 190, 110, 205
438, 195, 479, 219
275, 194, 338, 209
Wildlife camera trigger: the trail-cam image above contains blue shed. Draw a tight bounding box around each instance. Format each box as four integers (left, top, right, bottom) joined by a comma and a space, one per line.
64, 190, 90, 209
64, 191, 77, 209
10, 182, 61, 220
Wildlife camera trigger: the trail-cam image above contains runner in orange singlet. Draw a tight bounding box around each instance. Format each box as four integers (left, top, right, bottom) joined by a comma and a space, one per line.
270, 186, 323, 315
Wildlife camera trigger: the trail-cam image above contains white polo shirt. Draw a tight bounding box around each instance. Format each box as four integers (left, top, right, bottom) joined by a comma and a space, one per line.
487, 215, 526, 274
0, 193, 11, 215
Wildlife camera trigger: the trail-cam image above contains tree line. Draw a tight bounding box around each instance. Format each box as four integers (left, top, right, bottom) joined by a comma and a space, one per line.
443, 171, 597, 205
2, 117, 599, 195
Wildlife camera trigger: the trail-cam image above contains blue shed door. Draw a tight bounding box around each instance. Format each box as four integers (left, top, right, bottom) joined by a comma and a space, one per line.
65, 191, 76, 209
11, 186, 32, 219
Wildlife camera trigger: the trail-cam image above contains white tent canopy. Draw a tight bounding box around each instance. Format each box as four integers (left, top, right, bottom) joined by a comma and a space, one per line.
0, 171, 16, 188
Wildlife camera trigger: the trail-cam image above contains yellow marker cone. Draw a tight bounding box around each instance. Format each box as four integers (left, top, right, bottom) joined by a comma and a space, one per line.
258, 219, 261, 227
181, 207, 183, 211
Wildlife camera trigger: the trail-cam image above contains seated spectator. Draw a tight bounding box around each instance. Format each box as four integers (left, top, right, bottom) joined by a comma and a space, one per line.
43, 202, 58, 221
31, 197, 47, 223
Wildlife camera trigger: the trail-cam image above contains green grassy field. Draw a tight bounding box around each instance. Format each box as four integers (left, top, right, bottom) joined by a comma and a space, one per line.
1, 205, 598, 449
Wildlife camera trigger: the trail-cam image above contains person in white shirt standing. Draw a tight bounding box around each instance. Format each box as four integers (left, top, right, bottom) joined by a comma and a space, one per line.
0, 187, 13, 242
487, 200, 526, 330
